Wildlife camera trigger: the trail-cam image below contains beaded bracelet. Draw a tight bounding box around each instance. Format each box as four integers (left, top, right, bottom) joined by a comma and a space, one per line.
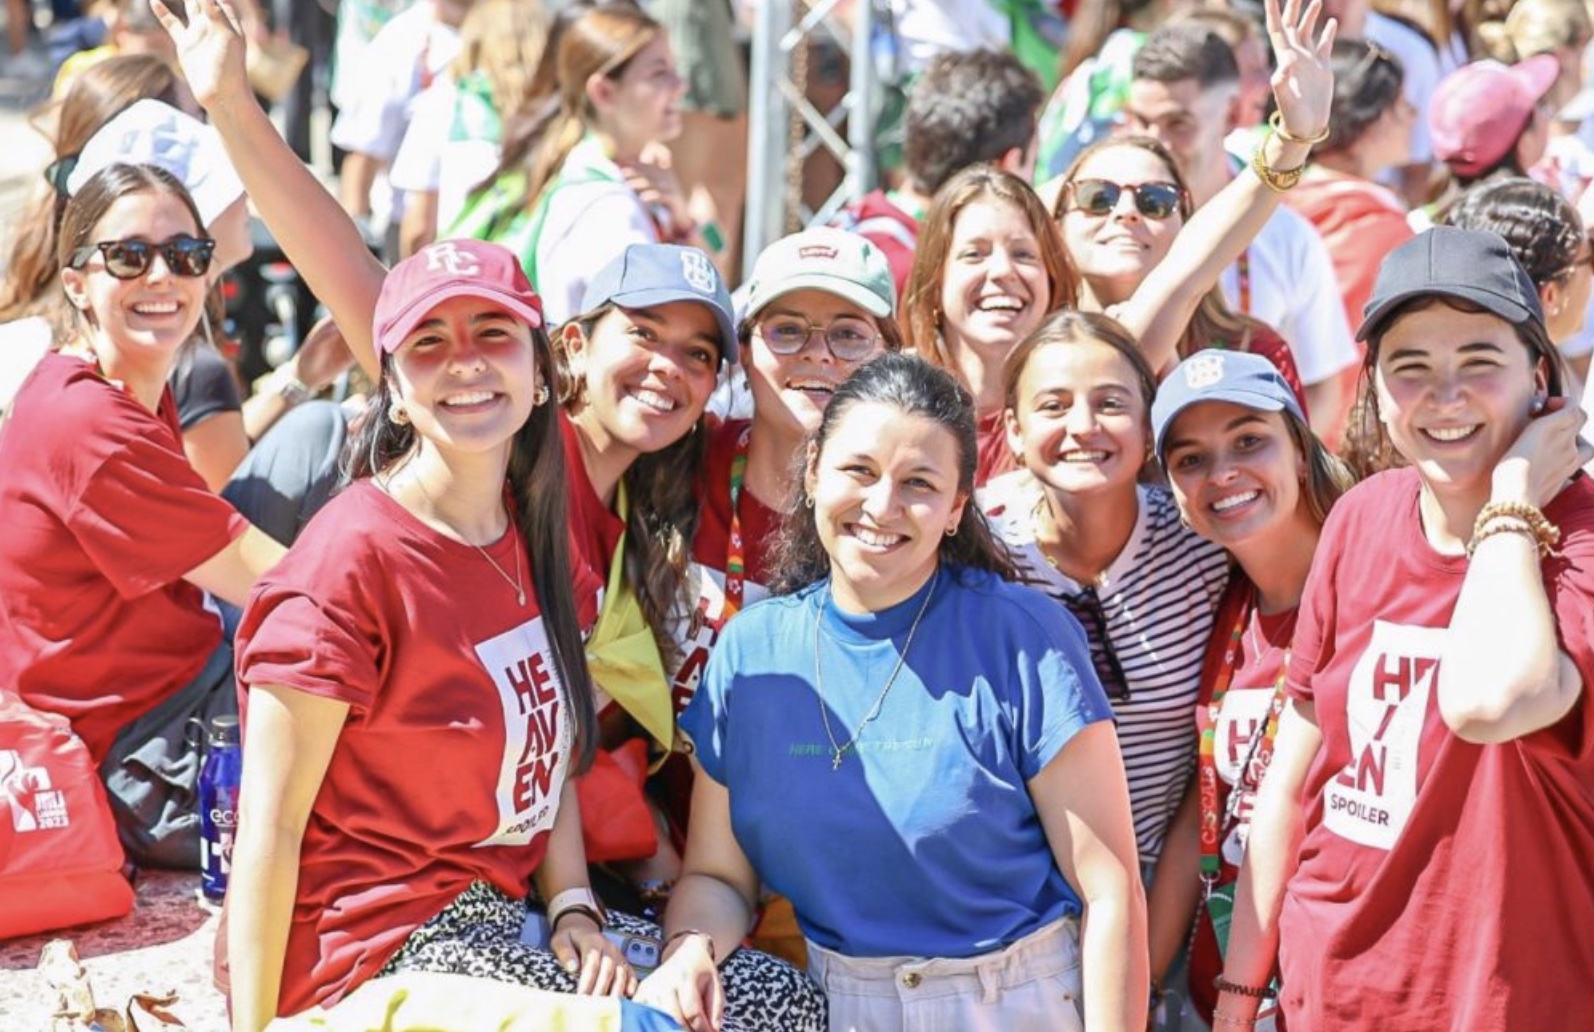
1472, 501, 1560, 557
1268, 109, 1331, 145
1467, 518, 1541, 559
1214, 975, 1272, 999
1213, 1014, 1259, 1028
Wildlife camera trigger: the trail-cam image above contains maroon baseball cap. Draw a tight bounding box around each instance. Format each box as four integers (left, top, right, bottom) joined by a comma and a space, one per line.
374, 240, 544, 354
1430, 55, 1558, 178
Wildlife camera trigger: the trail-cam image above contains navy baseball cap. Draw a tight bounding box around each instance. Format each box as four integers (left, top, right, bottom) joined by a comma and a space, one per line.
1152, 350, 1306, 462
1356, 226, 1543, 343
580, 244, 738, 365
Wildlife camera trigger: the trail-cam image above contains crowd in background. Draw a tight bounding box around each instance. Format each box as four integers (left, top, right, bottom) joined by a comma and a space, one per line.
2, 1, 1593, 1031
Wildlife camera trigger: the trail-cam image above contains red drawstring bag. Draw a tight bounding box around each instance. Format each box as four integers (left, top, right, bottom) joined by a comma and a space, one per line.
0, 689, 135, 937
576, 738, 659, 863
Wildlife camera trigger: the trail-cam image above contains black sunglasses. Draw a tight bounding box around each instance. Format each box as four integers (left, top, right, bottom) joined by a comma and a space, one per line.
1061, 586, 1131, 701
68, 235, 216, 280
1069, 179, 1183, 221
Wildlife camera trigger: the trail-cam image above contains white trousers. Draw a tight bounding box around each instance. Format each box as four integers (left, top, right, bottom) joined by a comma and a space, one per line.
806, 916, 1085, 1032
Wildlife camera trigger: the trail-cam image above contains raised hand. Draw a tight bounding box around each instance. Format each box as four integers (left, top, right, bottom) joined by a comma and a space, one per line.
1264, 0, 1337, 141
1492, 396, 1592, 508
149, 0, 251, 113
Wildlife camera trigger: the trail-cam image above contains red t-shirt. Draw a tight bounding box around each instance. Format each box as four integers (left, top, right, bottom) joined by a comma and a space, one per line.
559, 412, 625, 581
234, 480, 601, 1015
975, 409, 1019, 488
1187, 574, 1295, 1024
670, 419, 780, 713
0, 351, 247, 761
1279, 468, 1594, 1029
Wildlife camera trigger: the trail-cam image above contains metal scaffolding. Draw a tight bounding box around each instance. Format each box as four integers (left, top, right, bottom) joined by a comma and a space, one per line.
743, 0, 887, 280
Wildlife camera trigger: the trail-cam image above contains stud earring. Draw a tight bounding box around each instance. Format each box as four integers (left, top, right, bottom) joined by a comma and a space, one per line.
1532, 395, 1547, 416
389, 403, 411, 426
534, 385, 550, 407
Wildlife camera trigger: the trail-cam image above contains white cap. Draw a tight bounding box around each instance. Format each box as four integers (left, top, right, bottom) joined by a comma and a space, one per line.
67, 99, 245, 228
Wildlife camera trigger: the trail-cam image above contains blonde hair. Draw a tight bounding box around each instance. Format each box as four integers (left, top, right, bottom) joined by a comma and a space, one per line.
1477, 0, 1592, 61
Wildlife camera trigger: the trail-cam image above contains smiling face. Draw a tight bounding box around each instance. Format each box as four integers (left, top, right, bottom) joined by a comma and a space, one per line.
1163, 401, 1315, 551
60, 188, 209, 371
1005, 339, 1150, 499
806, 400, 968, 613
747, 288, 887, 439
1060, 144, 1186, 305
1373, 302, 1545, 500
388, 295, 540, 461
938, 196, 1051, 363
565, 300, 721, 460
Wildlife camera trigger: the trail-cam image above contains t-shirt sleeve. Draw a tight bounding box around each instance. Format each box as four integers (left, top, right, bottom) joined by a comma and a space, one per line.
236, 590, 382, 711
68, 436, 247, 598
1011, 599, 1115, 781
679, 625, 735, 785
1287, 497, 1350, 704
172, 346, 243, 430
1526, 517, 1594, 762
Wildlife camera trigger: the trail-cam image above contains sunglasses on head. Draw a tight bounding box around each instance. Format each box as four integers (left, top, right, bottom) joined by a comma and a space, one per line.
1068, 179, 1183, 221
68, 235, 216, 280
1061, 585, 1132, 701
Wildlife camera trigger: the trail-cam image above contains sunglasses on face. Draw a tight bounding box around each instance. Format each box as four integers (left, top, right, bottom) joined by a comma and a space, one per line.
1068, 179, 1183, 221
1061, 586, 1132, 701
756, 314, 881, 362
68, 235, 216, 280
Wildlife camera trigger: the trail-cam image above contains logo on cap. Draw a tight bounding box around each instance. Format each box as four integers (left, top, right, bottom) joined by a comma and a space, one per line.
680, 251, 717, 294
1184, 352, 1226, 389
797, 245, 839, 261
423, 242, 481, 276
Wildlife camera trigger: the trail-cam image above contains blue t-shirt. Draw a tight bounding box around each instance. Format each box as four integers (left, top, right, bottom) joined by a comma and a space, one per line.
680, 564, 1115, 959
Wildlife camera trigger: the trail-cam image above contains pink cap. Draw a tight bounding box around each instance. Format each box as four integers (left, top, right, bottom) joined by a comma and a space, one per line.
374, 240, 544, 355
1430, 55, 1559, 178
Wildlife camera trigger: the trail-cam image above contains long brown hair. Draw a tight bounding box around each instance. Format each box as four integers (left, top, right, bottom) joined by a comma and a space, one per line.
345, 325, 599, 772
552, 301, 707, 667
902, 165, 1077, 368
1056, 135, 1272, 364
452, 0, 551, 122
0, 55, 180, 322
478, 3, 660, 216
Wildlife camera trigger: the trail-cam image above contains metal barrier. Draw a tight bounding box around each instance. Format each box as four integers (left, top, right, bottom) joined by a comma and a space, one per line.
743, 0, 887, 279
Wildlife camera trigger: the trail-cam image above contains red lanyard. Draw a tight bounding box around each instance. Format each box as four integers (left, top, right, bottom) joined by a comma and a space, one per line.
1198, 591, 1290, 887
722, 426, 751, 619
1235, 247, 1252, 315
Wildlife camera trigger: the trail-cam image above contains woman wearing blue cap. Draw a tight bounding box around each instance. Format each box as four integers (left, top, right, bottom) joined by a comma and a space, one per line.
1149, 349, 1352, 1028
1216, 226, 1594, 1030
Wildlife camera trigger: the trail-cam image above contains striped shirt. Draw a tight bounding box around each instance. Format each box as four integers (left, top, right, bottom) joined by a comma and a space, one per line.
980, 474, 1230, 860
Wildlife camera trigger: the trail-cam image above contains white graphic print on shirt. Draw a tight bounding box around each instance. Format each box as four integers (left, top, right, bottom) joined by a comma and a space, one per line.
1324, 620, 1440, 851
473, 617, 571, 848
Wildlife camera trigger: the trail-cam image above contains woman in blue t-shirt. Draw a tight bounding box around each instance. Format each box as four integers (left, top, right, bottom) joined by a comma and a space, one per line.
636, 353, 1146, 1031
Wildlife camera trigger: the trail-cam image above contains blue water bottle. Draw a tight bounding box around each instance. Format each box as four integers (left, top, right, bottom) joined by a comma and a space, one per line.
199, 715, 242, 903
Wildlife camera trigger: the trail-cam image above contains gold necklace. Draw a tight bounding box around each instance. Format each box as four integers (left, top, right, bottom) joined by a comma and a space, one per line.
388, 470, 526, 606
813, 573, 938, 771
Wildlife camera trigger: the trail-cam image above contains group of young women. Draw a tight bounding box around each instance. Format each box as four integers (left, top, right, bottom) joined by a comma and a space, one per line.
0, 0, 1590, 1030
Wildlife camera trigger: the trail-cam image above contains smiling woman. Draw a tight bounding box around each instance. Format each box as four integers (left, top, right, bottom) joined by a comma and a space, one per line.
637, 353, 1149, 1032
1216, 227, 1594, 1029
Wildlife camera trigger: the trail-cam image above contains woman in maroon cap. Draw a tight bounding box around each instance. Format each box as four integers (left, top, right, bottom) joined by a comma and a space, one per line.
1423, 53, 1559, 218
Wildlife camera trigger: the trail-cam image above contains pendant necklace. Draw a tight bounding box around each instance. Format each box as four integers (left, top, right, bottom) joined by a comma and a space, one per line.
389, 470, 526, 606
813, 573, 938, 771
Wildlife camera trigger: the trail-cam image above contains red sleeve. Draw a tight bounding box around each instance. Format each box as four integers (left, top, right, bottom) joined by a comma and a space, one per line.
68, 435, 247, 599
1524, 488, 1594, 762
237, 590, 382, 711
1286, 489, 1352, 704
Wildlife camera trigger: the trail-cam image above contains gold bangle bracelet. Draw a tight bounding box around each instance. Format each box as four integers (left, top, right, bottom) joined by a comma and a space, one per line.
1268, 109, 1330, 145
1250, 141, 1304, 192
